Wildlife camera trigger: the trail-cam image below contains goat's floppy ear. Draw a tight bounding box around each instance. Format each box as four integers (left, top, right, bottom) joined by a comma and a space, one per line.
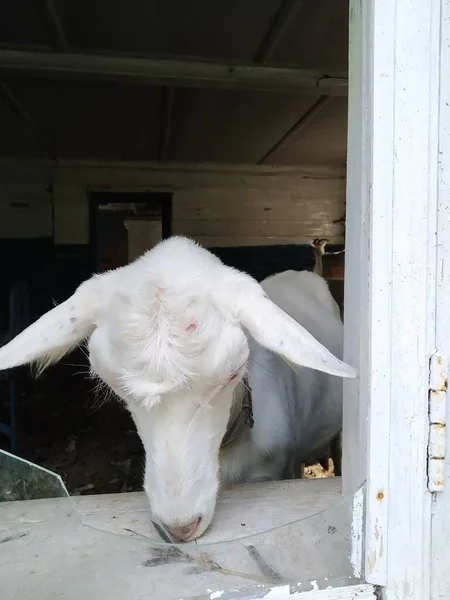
0, 278, 100, 375
235, 282, 356, 379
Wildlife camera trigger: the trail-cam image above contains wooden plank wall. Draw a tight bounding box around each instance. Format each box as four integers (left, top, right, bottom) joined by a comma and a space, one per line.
0, 163, 347, 247
0, 181, 346, 246
0, 164, 346, 325
0, 185, 52, 239
172, 185, 345, 247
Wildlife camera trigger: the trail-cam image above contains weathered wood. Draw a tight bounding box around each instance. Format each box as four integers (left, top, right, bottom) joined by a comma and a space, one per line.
174, 187, 346, 212
0, 82, 51, 152
258, 96, 334, 164
52, 183, 89, 245
173, 219, 342, 239
50, 170, 347, 246
266, 588, 376, 599
36, 0, 68, 52
0, 49, 348, 95
33, 178, 346, 246
0, 200, 52, 239
0, 159, 345, 187
177, 235, 343, 248
254, 0, 305, 63
174, 200, 345, 222
0, 478, 375, 599
342, 0, 370, 504
431, 0, 450, 596
158, 87, 175, 162
346, 0, 440, 594
0, 184, 52, 238
52, 161, 346, 188
174, 190, 344, 245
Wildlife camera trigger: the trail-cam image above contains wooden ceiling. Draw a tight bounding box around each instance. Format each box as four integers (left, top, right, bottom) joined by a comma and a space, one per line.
0, 0, 349, 166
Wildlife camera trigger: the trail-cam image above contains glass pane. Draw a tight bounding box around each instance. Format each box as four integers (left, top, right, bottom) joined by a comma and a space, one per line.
0, 449, 69, 501
0, 450, 366, 599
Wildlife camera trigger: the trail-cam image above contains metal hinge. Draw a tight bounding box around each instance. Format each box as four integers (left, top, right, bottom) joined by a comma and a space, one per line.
427, 351, 448, 492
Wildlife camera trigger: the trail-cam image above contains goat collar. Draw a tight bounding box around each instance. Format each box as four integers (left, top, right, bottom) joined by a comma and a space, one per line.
220, 379, 254, 448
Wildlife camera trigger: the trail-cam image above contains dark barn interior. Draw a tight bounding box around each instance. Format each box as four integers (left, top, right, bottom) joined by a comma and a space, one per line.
0, 0, 348, 494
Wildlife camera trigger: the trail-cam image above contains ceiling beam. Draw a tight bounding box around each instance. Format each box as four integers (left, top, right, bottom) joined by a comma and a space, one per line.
254, 0, 305, 63
36, 0, 68, 52
158, 87, 175, 161
258, 95, 333, 163
0, 49, 348, 95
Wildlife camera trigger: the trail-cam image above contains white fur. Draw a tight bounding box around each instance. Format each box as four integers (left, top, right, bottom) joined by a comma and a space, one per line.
221, 269, 346, 484
0, 236, 355, 541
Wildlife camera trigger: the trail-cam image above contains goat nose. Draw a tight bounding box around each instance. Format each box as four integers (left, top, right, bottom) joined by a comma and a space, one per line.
166, 517, 201, 542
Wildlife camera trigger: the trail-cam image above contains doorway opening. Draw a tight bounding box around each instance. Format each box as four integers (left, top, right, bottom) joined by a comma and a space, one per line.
89, 191, 172, 272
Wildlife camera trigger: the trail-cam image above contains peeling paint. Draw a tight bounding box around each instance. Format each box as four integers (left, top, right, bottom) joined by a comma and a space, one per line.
367, 551, 376, 573
263, 584, 291, 598
367, 518, 384, 576
350, 487, 364, 578
428, 351, 448, 491
429, 351, 449, 392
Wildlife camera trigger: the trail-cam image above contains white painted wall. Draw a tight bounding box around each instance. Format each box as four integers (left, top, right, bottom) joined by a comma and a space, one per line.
52, 184, 345, 247
53, 184, 89, 245
172, 186, 345, 247
0, 185, 52, 239
0, 162, 346, 246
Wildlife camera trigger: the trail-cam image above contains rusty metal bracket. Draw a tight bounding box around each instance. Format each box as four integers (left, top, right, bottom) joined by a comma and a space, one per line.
427, 350, 448, 492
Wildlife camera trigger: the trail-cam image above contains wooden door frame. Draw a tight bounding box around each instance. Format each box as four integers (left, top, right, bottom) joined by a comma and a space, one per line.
430, 0, 450, 596
344, 0, 444, 596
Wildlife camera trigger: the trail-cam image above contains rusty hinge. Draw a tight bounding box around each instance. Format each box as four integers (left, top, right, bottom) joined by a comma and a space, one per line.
428, 351, 448, 492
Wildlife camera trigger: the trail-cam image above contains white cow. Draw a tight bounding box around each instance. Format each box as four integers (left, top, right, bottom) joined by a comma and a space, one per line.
0, 236, 355, 542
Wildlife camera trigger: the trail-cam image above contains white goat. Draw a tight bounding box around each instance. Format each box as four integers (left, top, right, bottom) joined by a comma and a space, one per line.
0, 236, 355, 542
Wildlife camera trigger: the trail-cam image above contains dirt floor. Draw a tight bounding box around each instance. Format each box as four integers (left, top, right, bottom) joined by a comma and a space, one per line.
0, 349, 333, 497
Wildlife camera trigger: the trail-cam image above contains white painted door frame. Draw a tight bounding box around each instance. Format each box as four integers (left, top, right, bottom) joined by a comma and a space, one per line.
431, 1, 450, 598
343, 0, 446, 597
